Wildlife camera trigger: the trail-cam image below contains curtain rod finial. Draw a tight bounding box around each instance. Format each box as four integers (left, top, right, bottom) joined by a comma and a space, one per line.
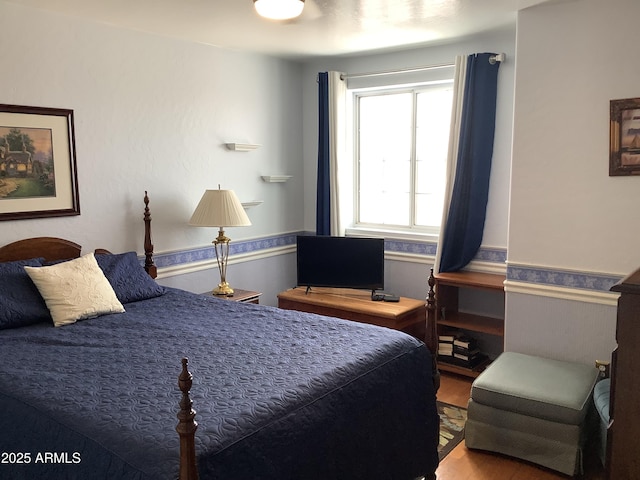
489, 53, 505, 65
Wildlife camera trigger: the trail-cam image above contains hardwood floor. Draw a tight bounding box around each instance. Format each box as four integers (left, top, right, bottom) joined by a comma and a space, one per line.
435, 372, 606, 480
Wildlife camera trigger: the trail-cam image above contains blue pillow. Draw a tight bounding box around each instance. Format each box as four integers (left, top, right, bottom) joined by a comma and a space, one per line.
0, 258, 52, 330
95, 252, 165, 304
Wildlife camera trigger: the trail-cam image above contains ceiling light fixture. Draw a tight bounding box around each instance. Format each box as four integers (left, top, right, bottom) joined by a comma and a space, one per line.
254, 0, 305, 21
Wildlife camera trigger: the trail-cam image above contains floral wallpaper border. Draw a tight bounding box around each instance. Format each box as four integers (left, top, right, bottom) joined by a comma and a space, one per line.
506, 265, 622, 293
150, 233, 505, 269
148, 233, 620, 293
151, 232, 300, 268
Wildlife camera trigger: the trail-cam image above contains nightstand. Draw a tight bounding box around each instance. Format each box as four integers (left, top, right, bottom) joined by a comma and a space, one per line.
203, 288, 262, 304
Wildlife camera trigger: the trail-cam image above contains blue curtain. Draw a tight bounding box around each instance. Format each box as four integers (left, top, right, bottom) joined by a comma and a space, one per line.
316, 72, 331, 235
439, 53, 501, 272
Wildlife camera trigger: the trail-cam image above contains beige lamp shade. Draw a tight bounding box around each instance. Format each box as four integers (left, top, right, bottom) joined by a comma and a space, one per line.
189, 189, 251, 228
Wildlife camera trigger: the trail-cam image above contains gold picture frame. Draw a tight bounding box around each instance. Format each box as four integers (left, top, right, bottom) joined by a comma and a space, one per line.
610, 97, 640, 176
0, 104, 79, 220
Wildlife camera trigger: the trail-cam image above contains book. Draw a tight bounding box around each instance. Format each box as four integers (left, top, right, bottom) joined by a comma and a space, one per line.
438, 342, 454, 356
453, 335, 476, 350
453, 347, 480, 360
438, 329, 458, 343
439, 352, 489, 370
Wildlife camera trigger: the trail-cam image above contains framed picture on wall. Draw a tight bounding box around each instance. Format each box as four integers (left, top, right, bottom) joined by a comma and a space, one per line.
0, 104, 79, 220
610, 97, 640, 176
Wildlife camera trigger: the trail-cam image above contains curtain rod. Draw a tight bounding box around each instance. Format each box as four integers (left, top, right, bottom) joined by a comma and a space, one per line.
340, 62, 454, 81
340, 53, 505, 81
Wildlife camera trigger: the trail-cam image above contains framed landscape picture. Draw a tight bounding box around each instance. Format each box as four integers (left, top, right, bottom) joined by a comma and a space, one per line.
610, 97, 640, 176
0, 104, 79, 221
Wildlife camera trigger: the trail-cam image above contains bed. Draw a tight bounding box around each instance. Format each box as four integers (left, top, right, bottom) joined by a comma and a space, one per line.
0, 193, 440, 480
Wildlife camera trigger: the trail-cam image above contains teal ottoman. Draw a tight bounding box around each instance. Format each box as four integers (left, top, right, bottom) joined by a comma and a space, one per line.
465, 352, 599, 476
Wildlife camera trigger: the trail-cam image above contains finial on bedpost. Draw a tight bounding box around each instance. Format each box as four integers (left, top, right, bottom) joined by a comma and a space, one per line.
177, 357, 199, 480
143, 191, 157, 279
426, 268, 437, 348
426, 268, 440, 392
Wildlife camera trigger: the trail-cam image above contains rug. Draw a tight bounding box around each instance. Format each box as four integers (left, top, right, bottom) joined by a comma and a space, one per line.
437, 401, 467, 460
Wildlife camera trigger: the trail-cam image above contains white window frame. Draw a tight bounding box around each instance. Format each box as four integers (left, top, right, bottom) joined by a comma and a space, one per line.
345, 79, 453, 243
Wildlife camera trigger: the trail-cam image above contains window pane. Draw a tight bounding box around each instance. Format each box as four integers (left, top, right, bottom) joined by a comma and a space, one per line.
354, 83, 453, 232
415, 192, 444, 227
415, 86, 453, 227
359, 93, 412, 161
381, 192, 410, 225
358, 93, 412, 226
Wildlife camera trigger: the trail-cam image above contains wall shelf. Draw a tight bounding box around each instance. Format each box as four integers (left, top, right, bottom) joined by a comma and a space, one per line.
241, 200, 264, 208
225, 143, 260, 152
261, 175, 292, 183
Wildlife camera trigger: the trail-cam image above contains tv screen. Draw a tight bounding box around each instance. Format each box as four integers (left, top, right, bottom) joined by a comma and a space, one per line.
296, 235, 384, 291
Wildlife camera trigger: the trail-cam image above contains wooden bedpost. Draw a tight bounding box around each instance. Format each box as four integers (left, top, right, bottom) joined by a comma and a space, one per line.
426, 268, 440, 393
177, 358, 199, 480
143, 191, 158, 279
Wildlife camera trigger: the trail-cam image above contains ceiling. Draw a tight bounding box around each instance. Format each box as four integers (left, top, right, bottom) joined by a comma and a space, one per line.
5, 0, 552, 59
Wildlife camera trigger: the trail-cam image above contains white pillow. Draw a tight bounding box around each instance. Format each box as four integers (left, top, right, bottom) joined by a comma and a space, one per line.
25, 252, 125, 327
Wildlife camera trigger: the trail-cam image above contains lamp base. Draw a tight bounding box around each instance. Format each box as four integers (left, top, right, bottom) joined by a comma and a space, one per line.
213, 282, 234, 296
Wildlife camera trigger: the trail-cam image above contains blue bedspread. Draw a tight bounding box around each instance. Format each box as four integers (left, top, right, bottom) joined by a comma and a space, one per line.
0, 288, 438, 480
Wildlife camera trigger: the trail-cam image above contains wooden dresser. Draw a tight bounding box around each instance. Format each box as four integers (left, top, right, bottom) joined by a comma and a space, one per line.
608, 267, 640, 479
277, 287, 426, 339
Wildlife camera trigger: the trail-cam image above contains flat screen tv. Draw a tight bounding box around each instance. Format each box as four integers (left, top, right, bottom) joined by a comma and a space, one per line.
296, 235, 384, 292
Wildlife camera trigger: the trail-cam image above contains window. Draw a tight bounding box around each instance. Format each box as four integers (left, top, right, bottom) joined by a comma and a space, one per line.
352, 81, 453, 236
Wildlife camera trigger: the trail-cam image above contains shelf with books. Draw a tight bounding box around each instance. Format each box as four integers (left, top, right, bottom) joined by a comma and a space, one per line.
437, 330, 491, 376
435, 270, 505, 378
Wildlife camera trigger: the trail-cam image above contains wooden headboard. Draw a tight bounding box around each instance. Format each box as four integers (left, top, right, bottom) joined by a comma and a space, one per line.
0, 237, 82, 263
0, 192, 157, 278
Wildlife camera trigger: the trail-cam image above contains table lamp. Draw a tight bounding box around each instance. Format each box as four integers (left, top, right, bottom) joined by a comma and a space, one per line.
189, 187, 251, 295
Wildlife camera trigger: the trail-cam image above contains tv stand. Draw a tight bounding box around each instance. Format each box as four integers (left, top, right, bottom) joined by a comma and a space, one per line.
277, 287, 426, 339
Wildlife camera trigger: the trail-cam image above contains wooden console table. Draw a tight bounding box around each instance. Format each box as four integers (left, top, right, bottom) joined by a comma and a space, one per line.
277, 287, 426, 339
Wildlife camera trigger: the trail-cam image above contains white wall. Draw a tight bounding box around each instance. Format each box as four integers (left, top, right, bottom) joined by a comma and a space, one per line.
505, 0, 640, 364
0, 1, 304, 304
509, 0, 640, 274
